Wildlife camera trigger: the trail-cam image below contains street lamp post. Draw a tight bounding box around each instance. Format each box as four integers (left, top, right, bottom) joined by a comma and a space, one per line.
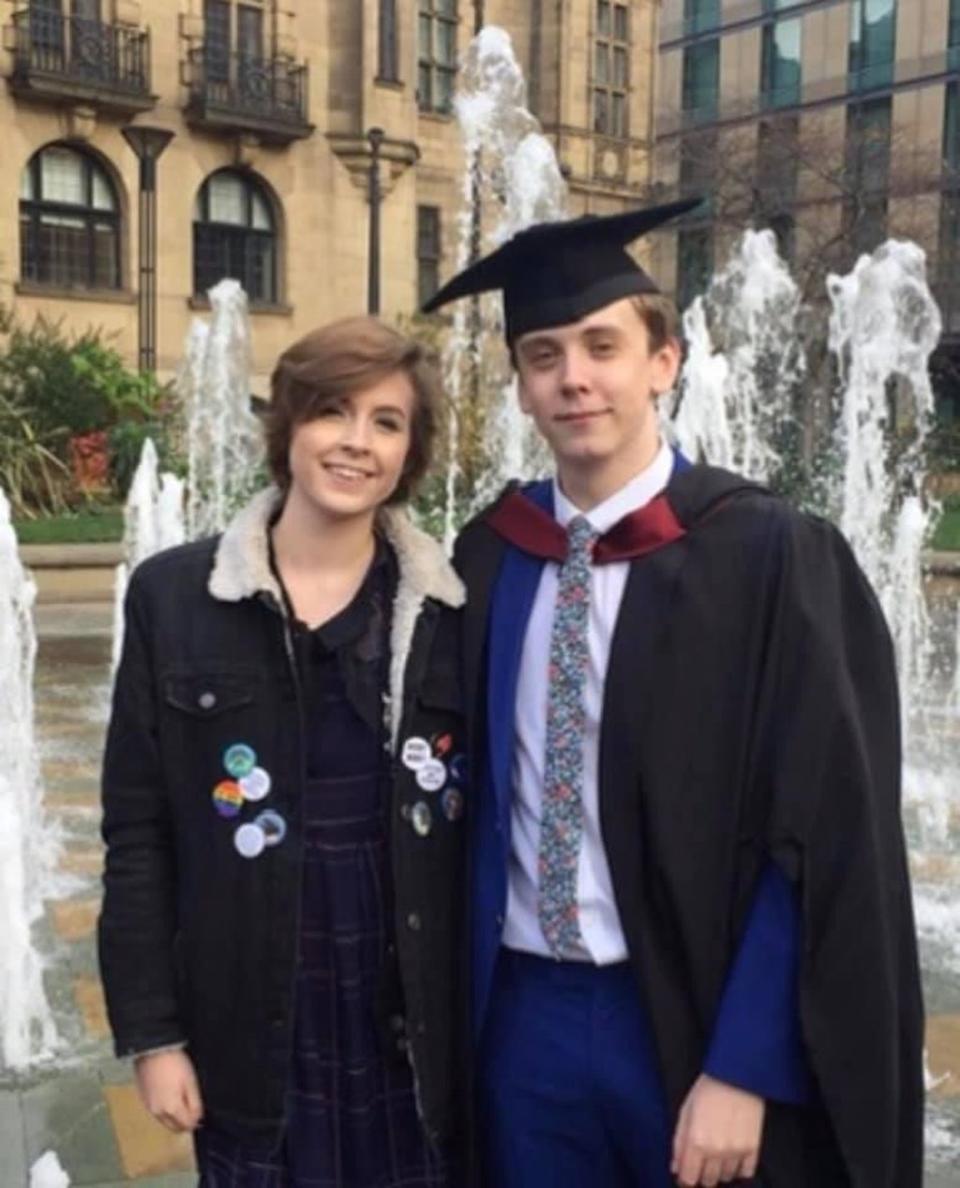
367, 126, 385, 315
121, 124, 175, 374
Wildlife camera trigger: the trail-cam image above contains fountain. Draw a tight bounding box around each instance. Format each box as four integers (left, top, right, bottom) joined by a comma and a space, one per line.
0, 489, 60, 1070
182, 279, 264, 540
443, 26, 567, 543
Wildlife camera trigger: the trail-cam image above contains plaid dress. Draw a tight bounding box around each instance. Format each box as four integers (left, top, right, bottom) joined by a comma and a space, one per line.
195, 547, 447, 1188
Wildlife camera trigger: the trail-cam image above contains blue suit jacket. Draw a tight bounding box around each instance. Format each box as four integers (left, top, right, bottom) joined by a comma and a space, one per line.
472, 462, 811, 1104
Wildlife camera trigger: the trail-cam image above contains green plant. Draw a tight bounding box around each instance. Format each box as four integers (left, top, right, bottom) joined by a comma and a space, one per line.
0, 388, 71, 518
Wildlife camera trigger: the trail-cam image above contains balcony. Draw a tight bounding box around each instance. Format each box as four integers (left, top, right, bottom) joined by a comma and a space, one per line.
6, 8, 153, 114
183, 49, 312, 145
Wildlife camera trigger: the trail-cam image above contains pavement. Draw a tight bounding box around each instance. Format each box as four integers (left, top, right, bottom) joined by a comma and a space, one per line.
2, 567, 958, 1186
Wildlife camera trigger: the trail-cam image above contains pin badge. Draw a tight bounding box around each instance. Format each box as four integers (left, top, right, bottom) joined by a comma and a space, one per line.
442, 787, 464, 822
432, 732, 454, 758
448, 754, 468, 785
401, 737, 431, 771
411, 801, 432, 837
234, 822, 266, 859
224, 743, 257, 779
255, 809, 287, 847
212, 780, 244, 818
240, 766, 272, 802
416, 759, 446, 793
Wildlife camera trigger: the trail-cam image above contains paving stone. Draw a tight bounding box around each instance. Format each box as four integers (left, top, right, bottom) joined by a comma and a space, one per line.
0, 1089, 27, 1186
928, 1015, 960, 1099
50, 899, 100, 943
103, 1084, 196, 1179
20, 1073, 121, 1185
74, 977, 110, 1042
59, 849, 104, 879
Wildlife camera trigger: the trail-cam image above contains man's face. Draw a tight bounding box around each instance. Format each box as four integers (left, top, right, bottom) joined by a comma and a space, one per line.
513, 298, 681, 479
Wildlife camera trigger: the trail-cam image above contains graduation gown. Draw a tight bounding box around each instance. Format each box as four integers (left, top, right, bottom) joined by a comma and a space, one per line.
454, 463, 924, 1188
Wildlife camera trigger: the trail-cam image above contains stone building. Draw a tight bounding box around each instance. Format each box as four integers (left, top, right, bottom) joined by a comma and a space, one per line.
0, 0, 661, 387
651, 0, 960, 421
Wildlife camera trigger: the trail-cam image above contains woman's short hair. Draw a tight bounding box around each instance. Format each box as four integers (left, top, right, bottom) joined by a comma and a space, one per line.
264, 316, 442, 505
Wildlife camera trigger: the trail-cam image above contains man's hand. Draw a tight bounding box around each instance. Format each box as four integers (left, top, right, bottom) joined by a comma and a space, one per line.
671, 1073, 764, 1186
134, 1049, 204, 1133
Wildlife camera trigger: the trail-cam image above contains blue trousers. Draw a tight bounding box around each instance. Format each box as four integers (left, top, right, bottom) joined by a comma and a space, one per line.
478, 949, 674, 1188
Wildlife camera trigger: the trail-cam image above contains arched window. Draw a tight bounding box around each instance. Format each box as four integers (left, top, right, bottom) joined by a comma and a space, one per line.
20, 143, 121, 290
193, 169, 277, 303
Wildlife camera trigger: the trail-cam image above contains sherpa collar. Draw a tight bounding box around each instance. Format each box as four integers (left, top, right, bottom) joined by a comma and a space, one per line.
208, 486, 464, 611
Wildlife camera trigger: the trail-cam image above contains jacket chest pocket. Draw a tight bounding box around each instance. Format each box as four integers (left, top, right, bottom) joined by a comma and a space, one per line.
159, 672, 267, 797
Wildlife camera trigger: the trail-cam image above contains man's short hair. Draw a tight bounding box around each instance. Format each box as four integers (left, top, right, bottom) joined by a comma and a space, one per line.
264, 316, 441, 505
629, 293, 680, 352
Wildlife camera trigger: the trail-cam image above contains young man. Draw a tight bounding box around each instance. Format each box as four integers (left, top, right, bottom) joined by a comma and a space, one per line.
423, 201, 924, 1187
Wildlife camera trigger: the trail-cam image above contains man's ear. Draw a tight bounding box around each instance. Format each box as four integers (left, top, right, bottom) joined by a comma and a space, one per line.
651, 336, 682, 397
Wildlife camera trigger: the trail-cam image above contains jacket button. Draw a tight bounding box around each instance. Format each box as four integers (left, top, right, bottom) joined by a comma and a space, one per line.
407, 912, 422, 932
389, 1014, 406, 1034
198, 691, 217, 709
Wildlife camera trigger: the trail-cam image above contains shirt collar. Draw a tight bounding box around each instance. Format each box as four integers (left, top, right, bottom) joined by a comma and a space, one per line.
553, 440, 675, 534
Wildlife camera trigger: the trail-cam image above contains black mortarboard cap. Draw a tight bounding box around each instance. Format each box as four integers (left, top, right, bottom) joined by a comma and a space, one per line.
421, 197, 703, 343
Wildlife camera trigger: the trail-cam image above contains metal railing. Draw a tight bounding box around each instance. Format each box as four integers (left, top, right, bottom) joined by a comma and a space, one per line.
185, 48, 310, 130
9, 8, 150, 96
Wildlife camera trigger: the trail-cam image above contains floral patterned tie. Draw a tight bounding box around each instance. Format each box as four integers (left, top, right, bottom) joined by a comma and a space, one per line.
538, 514, 599, 958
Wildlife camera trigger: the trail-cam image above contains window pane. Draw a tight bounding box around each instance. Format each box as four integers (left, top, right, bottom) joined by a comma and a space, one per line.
682, 40, 719, 116
250, 190, 271, 230
849, 0, 896, 88
613, 4, 628, 40
612, 93, 626, 137
436, 0, 456, 15
238, 5, 263, 60
594, 88, 609, 133
40, 147, 85, 204
597, 0, 611, 37
37, 217, 88, 287
204, 0, 230, 80
951, 0, 960, 47
437, 19, 456, 65
945, 81, 959, 171
436, 67, 454, 111
684, 0, 720, 34
72, 0, 101, 20
762, 18, 802, 107
418, 15, 432, 57
92, 221, 117, 288
417, 205, 440, 258
418, 62, 432, 107
207, 173, 246, 224
596, 43, 609, 84
613, 45, 628, 86
20, 166, 35, 202
91, 168, 114, 211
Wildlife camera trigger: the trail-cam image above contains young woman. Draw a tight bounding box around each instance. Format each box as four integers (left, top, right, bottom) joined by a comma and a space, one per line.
99, 317, 467, 1187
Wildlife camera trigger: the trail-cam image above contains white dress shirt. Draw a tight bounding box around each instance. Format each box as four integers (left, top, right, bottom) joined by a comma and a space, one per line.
502, 441, 675, 962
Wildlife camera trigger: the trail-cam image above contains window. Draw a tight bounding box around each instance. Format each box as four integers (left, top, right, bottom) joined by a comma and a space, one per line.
683, 0, 720, 36
194, 170, 277, 303
950, 0, 960, 68
594, 2, 629, 139
848, 0, 896, 92
756, 117, 799, 262
677, 226, 713, 309
761, 14, 802, 109
418, 0, 457, 114
379, 0, 399, 81
417, 206, 441, 308
204, 0, 231, 81
939, 84, 960, 317
682, 39, 719, 120
20, 144, 120, 290
844, 98, 891, 255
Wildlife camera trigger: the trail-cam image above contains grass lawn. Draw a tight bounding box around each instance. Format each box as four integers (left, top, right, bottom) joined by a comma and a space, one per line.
13, 506, 123, 545
932, 501, 960, 552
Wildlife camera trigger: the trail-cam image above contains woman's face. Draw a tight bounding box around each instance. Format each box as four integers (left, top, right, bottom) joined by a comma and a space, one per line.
286, 370, 415, 522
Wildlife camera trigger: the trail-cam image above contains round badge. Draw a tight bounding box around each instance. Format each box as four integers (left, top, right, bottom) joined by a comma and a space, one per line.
255, 809, 287, 847
448, 753, 468, 785
416, 759, 447, 793
442, 787, 464, 822
224, 743, 257, 779
212, 779, 244, 818
431, 731, 454, 758
411, 801, 432, 837
401, 737, 432, 771
234, 822, 266, 859
239, 766, 272, 802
